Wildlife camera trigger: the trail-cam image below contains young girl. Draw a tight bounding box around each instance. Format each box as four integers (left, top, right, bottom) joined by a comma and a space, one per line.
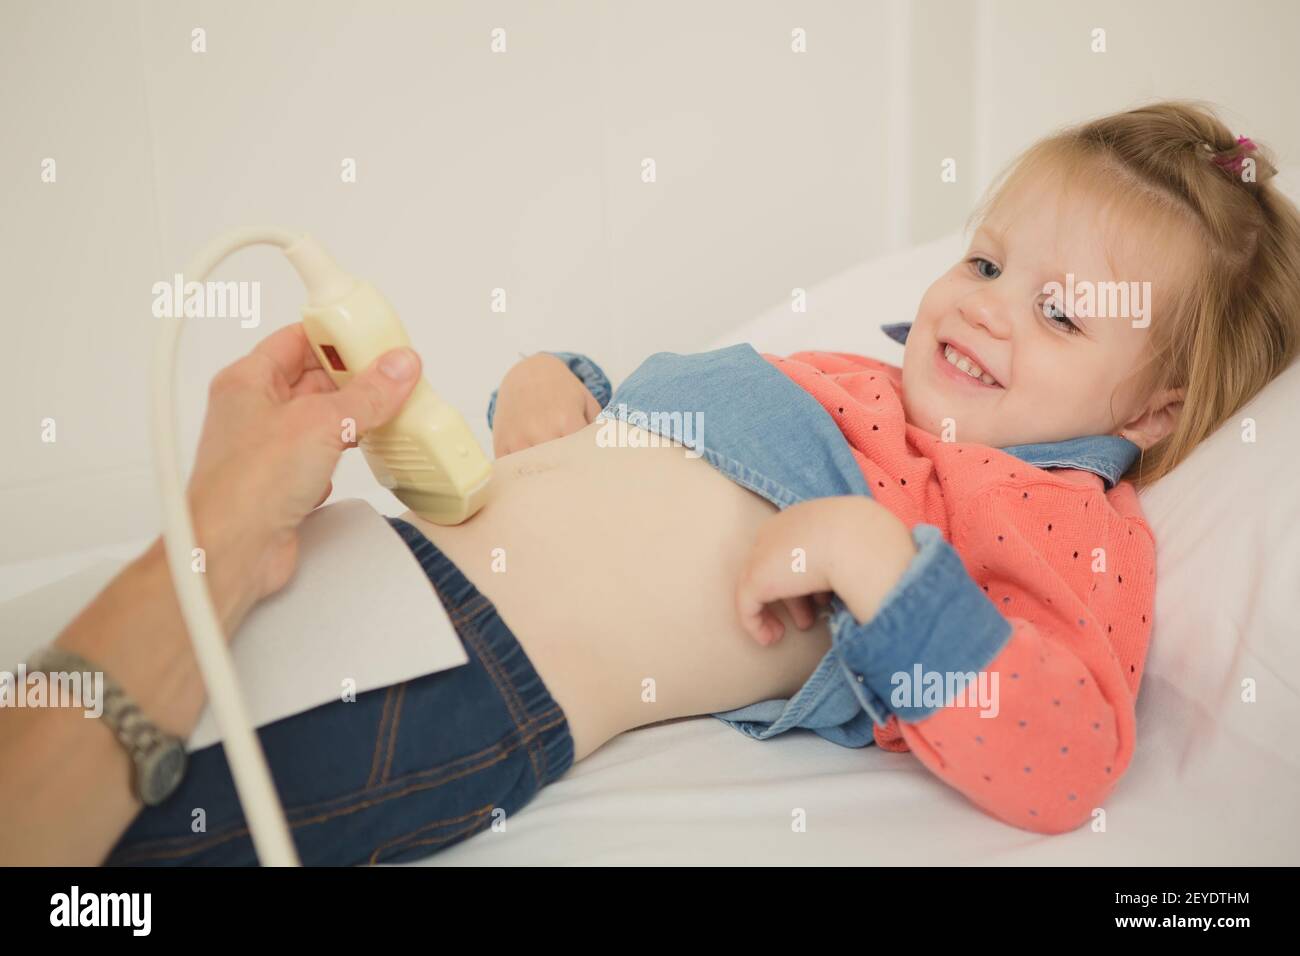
106, 100, 1300, 865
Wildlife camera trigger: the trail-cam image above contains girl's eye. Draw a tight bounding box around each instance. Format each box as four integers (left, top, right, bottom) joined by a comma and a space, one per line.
1039, 296, 1082, 335
968, 256, 1000, 279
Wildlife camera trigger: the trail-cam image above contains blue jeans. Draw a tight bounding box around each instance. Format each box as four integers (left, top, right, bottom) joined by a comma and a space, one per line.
105, 517, 575, 866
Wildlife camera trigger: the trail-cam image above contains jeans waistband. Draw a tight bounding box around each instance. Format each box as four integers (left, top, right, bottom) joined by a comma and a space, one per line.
385, 516, 574, 787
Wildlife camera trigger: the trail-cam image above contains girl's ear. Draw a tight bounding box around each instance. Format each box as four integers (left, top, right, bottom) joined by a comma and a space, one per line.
1118, 387, 1185, 450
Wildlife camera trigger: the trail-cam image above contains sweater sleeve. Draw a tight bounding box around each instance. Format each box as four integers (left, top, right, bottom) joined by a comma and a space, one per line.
486, 351, 613, 431
836, 481, 1156, 834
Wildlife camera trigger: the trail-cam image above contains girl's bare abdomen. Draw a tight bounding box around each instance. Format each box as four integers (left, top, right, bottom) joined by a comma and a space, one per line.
400, 420, 831, 761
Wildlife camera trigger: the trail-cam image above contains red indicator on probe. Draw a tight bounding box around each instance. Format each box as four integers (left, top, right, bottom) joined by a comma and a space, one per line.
320, 344, 347, 371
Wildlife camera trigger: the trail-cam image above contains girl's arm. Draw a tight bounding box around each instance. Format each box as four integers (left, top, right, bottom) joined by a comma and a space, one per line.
736, 490, 1154, 835
858, 482, 1155, 834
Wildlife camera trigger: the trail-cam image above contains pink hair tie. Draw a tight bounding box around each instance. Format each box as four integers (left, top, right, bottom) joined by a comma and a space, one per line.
1212, 135, 1257, 176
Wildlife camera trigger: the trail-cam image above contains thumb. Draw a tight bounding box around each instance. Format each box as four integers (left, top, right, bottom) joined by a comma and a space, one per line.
330, 347, 422, 435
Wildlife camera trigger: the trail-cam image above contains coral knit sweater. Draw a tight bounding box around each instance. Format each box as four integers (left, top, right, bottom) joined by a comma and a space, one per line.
769, 349, 1156, 834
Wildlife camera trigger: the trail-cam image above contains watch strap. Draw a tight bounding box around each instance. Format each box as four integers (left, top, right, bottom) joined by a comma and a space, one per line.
25, 646, 187, 805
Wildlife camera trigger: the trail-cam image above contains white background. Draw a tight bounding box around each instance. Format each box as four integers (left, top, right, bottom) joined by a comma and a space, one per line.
3, 0, 1298, 562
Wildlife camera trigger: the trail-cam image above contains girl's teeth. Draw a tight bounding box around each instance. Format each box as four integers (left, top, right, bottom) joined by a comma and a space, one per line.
943, 344, 998, 386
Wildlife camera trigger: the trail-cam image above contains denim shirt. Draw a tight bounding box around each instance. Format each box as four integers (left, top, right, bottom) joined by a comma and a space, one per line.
486, 329, 1141, 748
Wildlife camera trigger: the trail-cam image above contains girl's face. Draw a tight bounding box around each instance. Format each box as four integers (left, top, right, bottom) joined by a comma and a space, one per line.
901, 171, 1187, 450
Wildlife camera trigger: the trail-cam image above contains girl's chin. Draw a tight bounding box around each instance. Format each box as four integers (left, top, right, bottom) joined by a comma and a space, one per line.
907, 397, 1000, 445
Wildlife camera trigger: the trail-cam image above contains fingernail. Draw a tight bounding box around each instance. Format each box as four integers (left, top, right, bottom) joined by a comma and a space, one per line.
379, 348, 418, 381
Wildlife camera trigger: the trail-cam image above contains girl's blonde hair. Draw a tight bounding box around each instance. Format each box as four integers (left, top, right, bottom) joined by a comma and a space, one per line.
971, 100, 1300, 489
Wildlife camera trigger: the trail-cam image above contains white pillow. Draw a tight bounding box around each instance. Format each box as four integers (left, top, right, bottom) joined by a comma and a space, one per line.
705, 231, 963, 361
706, 175, 1300, 773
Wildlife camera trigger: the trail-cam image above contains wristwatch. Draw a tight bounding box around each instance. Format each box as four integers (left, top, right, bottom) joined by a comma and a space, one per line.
26, 646, 188, 806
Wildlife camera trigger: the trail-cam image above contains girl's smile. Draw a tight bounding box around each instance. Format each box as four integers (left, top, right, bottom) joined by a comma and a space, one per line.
933, 339, 1005, 390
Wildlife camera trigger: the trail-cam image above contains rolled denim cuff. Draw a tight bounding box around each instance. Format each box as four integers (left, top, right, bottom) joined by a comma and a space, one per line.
829, 523, 1013, 725
487, 350, 613, 430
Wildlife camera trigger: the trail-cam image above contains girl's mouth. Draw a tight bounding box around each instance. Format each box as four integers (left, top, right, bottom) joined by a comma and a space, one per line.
933, 341, 1004, 390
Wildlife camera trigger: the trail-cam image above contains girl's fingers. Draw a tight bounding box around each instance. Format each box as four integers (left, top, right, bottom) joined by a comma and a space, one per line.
739, 587, 833, 645
736, 541, 833, 645
737, 580, 781, 645
737, 576, 811, 645
755, 607, 785, 646
784, 595, 817, 630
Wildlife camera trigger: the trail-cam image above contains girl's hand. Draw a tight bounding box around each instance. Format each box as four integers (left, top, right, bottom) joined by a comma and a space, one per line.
734, 496, 918, 646
492, 353, 602, 457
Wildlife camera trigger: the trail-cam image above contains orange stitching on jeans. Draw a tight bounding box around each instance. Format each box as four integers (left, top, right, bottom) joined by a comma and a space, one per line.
366, 803, 495, 865
110, 719, 556, 864
113, 705, 562, 853
427, 574, 540, 775
381, 682, 406, 784
463, 604, 565, 785
419, 561, 537, 748
453, 608, 544, 784
367, 685, 396, 788
112, 749, 515, 863
368, 815, 492, 865
110, 712, 568, 864
449, 594, 490, 627
452, 591, 568, 785
426, 572, 486, 625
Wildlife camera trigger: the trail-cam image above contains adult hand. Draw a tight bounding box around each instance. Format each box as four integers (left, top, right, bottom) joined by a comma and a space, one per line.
0, 323, 423, 865
186, 323, 422, 632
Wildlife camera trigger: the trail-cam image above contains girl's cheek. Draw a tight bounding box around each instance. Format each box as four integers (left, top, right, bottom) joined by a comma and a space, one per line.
917, 276, 956, 315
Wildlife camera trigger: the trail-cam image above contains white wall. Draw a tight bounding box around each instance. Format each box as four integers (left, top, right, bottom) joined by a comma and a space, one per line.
2, 0, 1297, 563
971, 0, 1300, 202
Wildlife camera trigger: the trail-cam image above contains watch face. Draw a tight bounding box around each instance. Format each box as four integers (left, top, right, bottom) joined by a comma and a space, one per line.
141, 745, 187, 806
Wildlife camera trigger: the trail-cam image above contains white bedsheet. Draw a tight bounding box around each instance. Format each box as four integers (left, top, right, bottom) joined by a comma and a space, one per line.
422, 683, 1299, 865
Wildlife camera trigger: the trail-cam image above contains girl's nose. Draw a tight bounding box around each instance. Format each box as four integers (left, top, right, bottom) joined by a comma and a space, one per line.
958, 288, 1013, 340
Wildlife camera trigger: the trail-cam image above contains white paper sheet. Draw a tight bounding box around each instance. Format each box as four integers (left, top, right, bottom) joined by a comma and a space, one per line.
0, 499, 467, 751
